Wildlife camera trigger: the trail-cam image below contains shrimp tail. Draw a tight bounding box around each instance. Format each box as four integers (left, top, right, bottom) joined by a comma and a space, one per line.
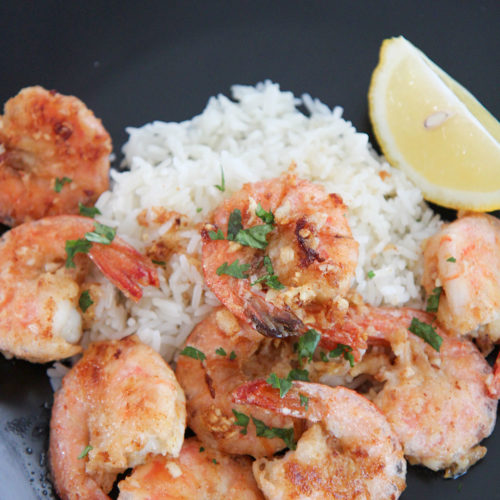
245, 295, 306, 338
89, 241, 159, 302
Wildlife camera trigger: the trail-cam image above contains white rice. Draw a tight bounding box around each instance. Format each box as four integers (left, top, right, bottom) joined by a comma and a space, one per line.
88, 81, 441, 360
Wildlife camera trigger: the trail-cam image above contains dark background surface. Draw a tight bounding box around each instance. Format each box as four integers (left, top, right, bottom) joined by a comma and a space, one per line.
0, 1, 499, 498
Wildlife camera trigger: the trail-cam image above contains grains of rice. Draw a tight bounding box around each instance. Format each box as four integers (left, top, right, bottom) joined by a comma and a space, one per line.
87, 81, 441, 360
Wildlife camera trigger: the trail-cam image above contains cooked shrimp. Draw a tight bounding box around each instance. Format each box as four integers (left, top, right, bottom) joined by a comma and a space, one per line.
202, 172, 361, 350
422, 213, 500, 338
233, 380, 406, 500
49, 335, 186, 500
117, 437, 264, 500
175, 307, 298, 458
332, 305, 498, 476
0, 215, 159, 363
0, 86, 111, 226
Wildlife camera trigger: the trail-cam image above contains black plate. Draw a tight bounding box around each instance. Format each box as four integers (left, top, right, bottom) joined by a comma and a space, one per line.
1, 1, 499, 498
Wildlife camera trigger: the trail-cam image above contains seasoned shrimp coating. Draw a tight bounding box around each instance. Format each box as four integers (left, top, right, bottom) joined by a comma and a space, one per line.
49, 336, 186, 500
340, 306, 498, 476
0, 215, 158, 363
423, 213, 500, 338
202, 173, 361, 350
234, 381, 406, 500
117, 437, 264, 500
175, 307, 297, 458
0, 86, 111, 226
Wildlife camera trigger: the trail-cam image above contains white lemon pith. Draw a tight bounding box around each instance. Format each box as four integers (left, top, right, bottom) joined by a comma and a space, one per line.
368, 36, 500, 211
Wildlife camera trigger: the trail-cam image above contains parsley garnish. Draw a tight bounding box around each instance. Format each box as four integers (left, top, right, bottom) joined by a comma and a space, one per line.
295, 329, 321, 363
408, 317, 443, 352
255, 203, 274, 224
78, 445, 93, 459
54, 176, 72, 192
85, 222, 116, 244
229, 350, 237, 360
212, 458, 218, 464
78, 290, 93, 313
367, 270, 375, 279
196, 207, 203, 213
199, 446, 205, 452
215, 347, 227, 356
267, 368, 310, 398
208, 229, 225, 240
299, 394, 309, 411
232, 409, 250, 435
235, 224, 274, 249
227, 209, 243, 241
215, 165, 225, 192
152, 259, 166, 266
446, 256, 456, 263
329, 343, 355, 367
320, 351, 328, 362
180, 346, 206, 361
216, 259, 250, 279
251, 256, 285, 290
426, 286, 442, 313
65, 239, 92, 268
267, 373, 293, 398
252, 416, 296, 450
78, 203, 101, 218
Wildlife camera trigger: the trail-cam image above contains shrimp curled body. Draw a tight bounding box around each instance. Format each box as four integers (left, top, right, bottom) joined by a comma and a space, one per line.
49, 336, 186, 500
0, 215, 158, 363
0, 86, 111, 226
202, 173, 360, 350
233, 380, 406, 500
117, 437, 264, 500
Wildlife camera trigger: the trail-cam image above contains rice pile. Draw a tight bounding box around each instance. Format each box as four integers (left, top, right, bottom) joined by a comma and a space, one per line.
88, 80, 441, 360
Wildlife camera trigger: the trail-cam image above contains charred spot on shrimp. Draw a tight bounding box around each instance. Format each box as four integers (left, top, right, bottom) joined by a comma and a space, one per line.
295, 217, 325, 267
53, 121, 73, 140
248, 307, 304, 338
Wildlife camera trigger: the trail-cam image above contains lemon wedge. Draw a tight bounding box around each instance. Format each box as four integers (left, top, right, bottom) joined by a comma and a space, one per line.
369, 36, 500, 211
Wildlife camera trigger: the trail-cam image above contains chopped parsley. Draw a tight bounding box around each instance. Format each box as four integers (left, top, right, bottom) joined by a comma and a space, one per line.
329, 343, 355, 367
295, 329, 321, 363
85, 222, 116, 244
214, 165, 225, 192
212, 458, 218, 464
180, 346, 206, 361
78, 203, 101, 218
232, 409, 250, 435
227, 209, 243, 241
255, 203, 275, 224
426, 286, 442, 313
299, 394, 309, 411
77, 445, 93, 459
235, 223, 274, 249
320, 351, 329, 362
152, 259, 166, 266
367, 270, 375, 279
446, 256, 456, 263
215, 347, 227, 356
208, 228, 225, 240
267, 368, 310, 398
252, 416, 296, 450
54, 176, 72, 192
267, 373, 293, 398
251, 256, 285, 290
65, 239, 92, 268
229, 350, 237, 360
199, 446, 205, 452
408, 317, 443, 352
196, 207, 203, 213
78, 290, 93, 313
216, 259, 250, 279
